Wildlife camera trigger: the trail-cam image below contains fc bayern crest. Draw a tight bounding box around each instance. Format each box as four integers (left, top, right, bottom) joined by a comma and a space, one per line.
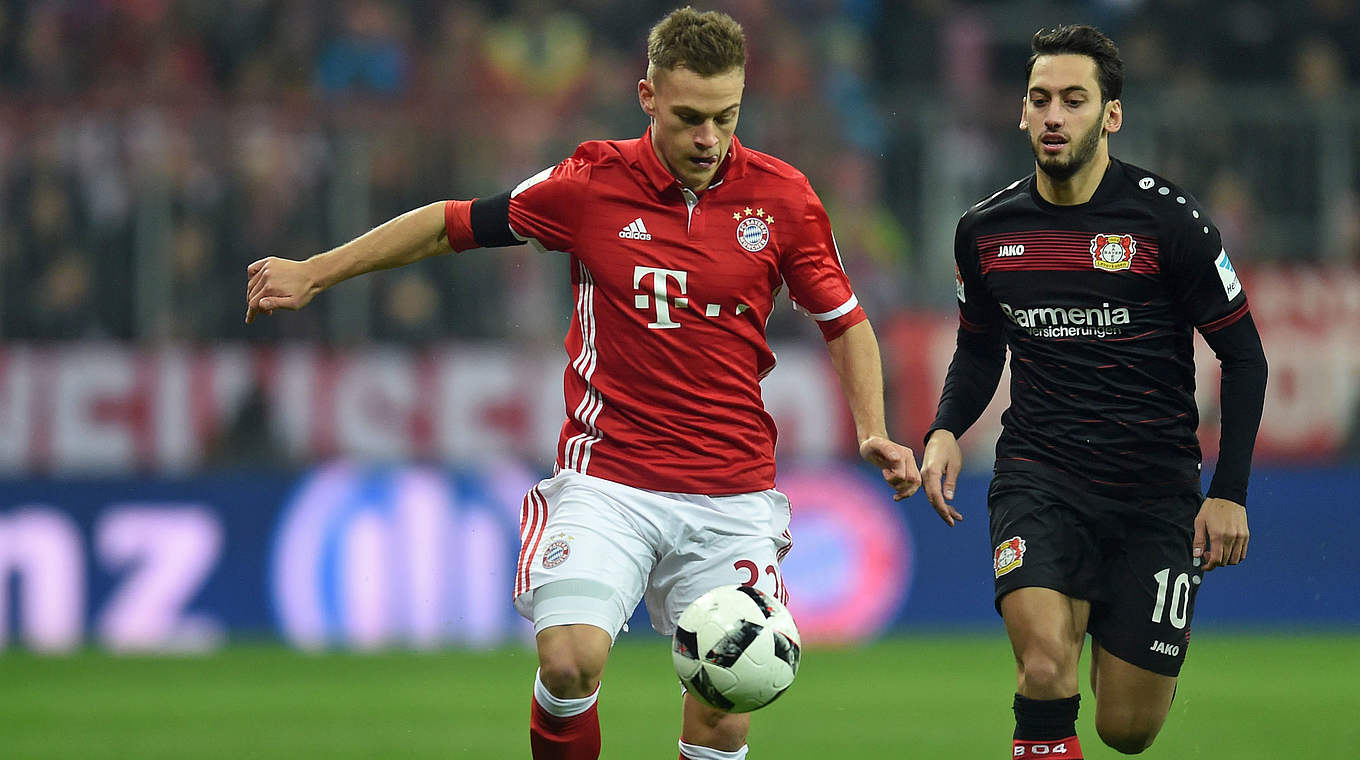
733, 207, 773, 252
542, 538, 571, 569
1090, 233, 1136, 271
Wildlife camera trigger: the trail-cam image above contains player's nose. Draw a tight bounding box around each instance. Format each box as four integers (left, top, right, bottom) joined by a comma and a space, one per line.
693, 121, 719, 149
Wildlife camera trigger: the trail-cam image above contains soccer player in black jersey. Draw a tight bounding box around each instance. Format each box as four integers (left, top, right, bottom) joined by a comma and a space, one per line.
919, 25, 1267, 759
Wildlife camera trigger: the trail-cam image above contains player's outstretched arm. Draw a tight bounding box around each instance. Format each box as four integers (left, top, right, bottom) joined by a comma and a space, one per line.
920, 429, 965, 527
825, 320, 922, 501
1193, 497, 1248, 571
245, 201, 452, 323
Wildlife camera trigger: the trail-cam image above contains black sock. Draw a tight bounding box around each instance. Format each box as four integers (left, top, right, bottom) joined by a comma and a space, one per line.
1013, 694, 1082, 758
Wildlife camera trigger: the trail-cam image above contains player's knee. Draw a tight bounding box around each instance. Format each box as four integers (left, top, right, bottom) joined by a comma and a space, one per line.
536, 638, 606, 698
537, 655, 602, 698
1095, 716, 1161, 754
1017, 650, 1069, 695
686, 700, 750, 750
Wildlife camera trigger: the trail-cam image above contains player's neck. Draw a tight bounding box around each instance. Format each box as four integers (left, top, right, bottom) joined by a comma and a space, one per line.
1035, 150, 1110, 206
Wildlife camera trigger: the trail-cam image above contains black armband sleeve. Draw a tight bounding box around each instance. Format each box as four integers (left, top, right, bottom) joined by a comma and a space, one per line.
470, 191, 524, 248
1200, 312, 1268, 505
926, 324, 1007, 446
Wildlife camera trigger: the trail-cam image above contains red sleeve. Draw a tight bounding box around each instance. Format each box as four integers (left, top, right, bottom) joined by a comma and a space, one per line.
779, 180, 867, 340
443, 200, 477, 252
504, 158, 592, 253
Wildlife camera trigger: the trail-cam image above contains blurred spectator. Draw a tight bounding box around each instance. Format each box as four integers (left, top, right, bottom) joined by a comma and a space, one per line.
1293, 34, 1347, 100
316, 0, 411, 98
481, 0, 591, 104
29, 248, 102, 338
1322, 189, 1360, 263
375, 269, 443, 343
1204, 168, 1263, 264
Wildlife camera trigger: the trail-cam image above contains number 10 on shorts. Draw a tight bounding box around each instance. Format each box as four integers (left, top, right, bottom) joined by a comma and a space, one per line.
1150, 567, 1195, 629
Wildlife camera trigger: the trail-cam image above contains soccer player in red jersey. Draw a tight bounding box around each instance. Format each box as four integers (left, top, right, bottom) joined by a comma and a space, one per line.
246, 8, 921, 759
919, 25, 1268, 758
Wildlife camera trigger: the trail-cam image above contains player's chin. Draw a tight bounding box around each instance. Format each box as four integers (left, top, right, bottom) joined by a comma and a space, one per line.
685, 167, 716, 185
1036, 153, 1068, 171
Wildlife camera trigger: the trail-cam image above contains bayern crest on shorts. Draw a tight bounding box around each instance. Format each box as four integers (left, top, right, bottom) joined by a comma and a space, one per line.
734, 207, 773, 252
541, 534, 573, 569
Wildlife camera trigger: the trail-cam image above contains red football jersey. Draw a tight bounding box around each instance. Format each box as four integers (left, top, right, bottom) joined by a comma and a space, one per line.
498, 129, 865, 494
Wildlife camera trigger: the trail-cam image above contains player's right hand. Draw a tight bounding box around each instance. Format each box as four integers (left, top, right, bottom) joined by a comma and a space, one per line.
246, 257, 318, 323
921, 429, 965, 527
858, 435, 922, 501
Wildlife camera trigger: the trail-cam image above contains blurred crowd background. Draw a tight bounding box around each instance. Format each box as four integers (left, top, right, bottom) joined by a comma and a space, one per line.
3, 0, 1358, 345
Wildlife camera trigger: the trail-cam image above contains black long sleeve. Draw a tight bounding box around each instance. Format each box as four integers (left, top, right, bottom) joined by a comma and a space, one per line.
926, 323, 1007, 446
1199, 312, 1268, 505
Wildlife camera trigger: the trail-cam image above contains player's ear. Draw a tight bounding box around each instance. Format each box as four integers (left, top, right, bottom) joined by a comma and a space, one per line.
1104, 98, 1122, 134
1018, 96, 1028, 131
639, 78, 656, 119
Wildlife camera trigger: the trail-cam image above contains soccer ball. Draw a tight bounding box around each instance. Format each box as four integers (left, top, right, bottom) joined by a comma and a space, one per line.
671, 584, 802, 713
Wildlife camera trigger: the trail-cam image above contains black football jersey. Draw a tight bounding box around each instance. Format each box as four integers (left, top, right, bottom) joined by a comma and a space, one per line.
948, 158, 1250, 490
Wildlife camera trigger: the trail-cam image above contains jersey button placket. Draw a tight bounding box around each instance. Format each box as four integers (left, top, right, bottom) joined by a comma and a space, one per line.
682, 186, 705, 239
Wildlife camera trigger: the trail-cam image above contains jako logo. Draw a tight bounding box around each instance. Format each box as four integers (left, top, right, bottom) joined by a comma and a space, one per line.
1149, 640, 1181, 656
998, 244, 1024, 257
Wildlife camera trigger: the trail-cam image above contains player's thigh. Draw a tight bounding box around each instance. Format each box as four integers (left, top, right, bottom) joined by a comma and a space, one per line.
513, 472, 657, 639
1001, 587, 1090, 695
1087, 493, 1201, 679
646, 488, 792, 635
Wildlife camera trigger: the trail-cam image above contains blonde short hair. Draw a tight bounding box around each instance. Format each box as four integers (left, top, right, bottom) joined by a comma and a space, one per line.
646, 6, 746, 81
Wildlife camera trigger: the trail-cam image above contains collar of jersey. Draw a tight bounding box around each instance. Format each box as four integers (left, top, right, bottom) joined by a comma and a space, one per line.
631, 126, 747, 196
1029, 157, 1125, 212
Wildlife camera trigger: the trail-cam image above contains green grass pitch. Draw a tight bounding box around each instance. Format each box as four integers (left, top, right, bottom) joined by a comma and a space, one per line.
2, 631, 1355, 758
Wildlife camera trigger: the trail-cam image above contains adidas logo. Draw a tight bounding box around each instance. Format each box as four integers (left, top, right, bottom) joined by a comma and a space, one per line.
618, 218, 653, 241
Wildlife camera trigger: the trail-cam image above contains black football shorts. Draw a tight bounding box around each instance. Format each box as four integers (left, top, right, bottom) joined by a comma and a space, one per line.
987, 467, 1204, 677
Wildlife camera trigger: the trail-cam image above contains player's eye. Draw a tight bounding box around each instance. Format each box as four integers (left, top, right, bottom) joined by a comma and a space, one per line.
1066, 99, 1085, 108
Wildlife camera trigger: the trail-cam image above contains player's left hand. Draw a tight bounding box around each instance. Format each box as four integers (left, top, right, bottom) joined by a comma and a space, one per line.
1192, 497, 1249, 571
859, 436, 922, 501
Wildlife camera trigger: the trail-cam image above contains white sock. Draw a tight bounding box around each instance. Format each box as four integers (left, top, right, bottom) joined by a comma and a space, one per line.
533, 668, 599, 718
678, 740, 749, 760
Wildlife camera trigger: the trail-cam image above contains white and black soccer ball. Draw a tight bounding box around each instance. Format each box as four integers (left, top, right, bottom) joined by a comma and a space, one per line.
671, 584, 802, 713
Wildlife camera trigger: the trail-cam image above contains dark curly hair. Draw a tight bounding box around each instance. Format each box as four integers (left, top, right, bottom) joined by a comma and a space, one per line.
1026, 25, 1124, 103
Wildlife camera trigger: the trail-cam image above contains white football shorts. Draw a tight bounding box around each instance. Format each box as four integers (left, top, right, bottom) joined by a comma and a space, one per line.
513, 469, 793, 640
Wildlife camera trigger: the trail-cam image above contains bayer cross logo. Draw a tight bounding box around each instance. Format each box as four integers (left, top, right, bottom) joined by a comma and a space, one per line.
733, 207, 773, 252
1090, 233, 1136, 272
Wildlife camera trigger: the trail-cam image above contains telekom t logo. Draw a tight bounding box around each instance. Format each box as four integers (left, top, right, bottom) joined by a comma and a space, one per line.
633, 266, 688, 329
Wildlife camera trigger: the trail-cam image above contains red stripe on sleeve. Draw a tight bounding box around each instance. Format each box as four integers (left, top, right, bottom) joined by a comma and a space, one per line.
959, 315, 989, 333
1199, 300, 1250, 334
